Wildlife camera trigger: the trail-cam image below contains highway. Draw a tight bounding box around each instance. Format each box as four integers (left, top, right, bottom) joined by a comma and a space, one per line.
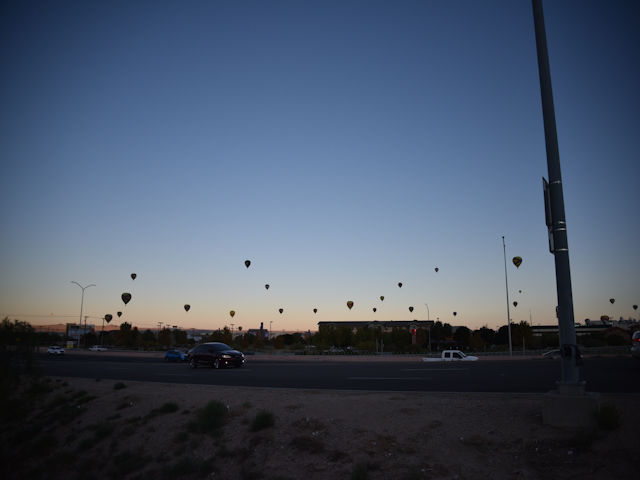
37, 353, 639, 393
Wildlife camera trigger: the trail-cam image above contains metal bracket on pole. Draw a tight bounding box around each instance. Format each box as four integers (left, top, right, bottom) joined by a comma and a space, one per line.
542, 177, 555, 254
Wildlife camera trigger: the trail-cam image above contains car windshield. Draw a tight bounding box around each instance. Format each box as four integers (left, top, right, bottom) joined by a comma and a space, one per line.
209, 343, 232, 352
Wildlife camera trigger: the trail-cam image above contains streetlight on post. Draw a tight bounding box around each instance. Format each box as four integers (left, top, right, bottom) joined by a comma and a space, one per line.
501, 236, 513, 356
71, 281, 95, 348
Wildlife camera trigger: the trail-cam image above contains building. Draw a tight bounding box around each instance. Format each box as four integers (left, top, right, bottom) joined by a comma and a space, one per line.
317, 320, 434, 333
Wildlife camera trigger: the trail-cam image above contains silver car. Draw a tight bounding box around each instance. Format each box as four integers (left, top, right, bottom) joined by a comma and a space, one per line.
47, 345, 65, 355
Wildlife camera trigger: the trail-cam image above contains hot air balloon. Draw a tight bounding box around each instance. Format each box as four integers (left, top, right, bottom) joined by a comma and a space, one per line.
184, 304, 191, 312
131, 273, 137, 280
519, 290, 522, 294
347, 301, 354, 310
229, 310, 236, 318
279, 308, 284, 314
313, 308, 317, 314
265, 284, 270, 290
121, 293, 132, 305
244, 260, 251, 268
513, 301, 518, 307
409, 306, 414, 313
373, 307, 377, 313
453, 311, 457, 316
512, 257, 522, 268
609, 298, 615, 304
380, 296, 384, 301
398, 282, 403, 288
117, 311, 122, 318
105, 314, 113, 322
634, 305, 638, 311
435, 267, 439, 273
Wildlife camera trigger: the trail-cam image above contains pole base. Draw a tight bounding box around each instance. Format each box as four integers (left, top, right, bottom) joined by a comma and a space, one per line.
543, 381, 599, 428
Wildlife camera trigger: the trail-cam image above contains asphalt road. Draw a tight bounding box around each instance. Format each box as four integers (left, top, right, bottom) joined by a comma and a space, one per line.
36, 353, 639, 393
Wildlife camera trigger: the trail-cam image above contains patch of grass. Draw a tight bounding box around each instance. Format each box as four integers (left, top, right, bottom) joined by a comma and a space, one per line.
109, 447, 151, 478
596, 402, 621, 430
32, 433, 58, 456
146, 402, 179, 419
292, 417, 326, 432
188, 400, 228, 435
165, 456, 200, 477
173, 431, 189, 444
250, 410, 275, 432
89, 421, 115, 439
26, 380, 53, 397
113, 382, 127, 390
351, 462, 369, 480
290, 435, 325, 454
121, 425, 136, 437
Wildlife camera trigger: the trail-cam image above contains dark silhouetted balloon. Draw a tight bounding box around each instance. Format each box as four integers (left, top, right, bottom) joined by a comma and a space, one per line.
380, 296, 384, 301
609, 298, 615, 304
435, 267, 439, 273
265, 284, 270, 290
347, 301, 354, 310
279, 308, 283, 314
634, 305, 638, 311
512, 257, 522, 268
105, 314, 112, 322
184, 304, 191, 312
398, 282, 403, 288
131, 273, 137, 280
230, 310, 235, 318
373, 307, 377, 313
121, 293, 132, 305
519, 290, 522, 294
409, 306, 414, 313
117, 311, 122, 318
313, 308, 317, 314
453, 311, 457, 316
513, 301, 518, 307
245, 260, 251, 268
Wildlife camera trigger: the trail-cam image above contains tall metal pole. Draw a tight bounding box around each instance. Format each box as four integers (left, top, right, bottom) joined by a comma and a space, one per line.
71, 281, 95, 348
502, 236, 513, 356
532, 0, 580, 385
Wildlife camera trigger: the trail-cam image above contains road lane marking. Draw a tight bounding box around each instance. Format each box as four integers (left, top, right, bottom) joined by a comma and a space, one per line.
401, 368, 468, 372
347, 377, 431, 381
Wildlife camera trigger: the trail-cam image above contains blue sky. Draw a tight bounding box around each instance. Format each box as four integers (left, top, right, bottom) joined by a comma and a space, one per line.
1, 0, 638, 333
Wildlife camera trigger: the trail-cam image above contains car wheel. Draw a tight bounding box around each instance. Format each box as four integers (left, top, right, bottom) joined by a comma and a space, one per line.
213, 358, 220, 369
189, 359, 197, 369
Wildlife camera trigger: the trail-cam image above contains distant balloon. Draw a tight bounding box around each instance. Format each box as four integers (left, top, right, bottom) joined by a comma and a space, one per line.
229, 310, 235, 318
313, 308, 317, 314
609, 298, 615, 304
409, 306, 414, 313
279, 308, 284, 314
121, 293, 132, 305
512, 257, 522, 268
117, 311, 122, 318
513, 301, 518, 307
634, 305, 638, 311
373, 307, 377, 313
519, 290, 522, 294
105, 314, 112, 322
380, 296, 384, 301
244, 260, 251, 268
435, 267, 439, 273
453, 311, 457, 316
131, 273, 137, 280
184, 304, 191, 312
397, 282, 403, 288
265, 284, 270, 290
347, 301, 354, 310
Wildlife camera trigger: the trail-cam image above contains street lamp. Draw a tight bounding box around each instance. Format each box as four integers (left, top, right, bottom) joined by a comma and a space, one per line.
71, 281, 95, 348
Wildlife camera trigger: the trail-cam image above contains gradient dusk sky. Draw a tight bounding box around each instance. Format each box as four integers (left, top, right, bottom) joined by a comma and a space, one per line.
1, 0, 638, 333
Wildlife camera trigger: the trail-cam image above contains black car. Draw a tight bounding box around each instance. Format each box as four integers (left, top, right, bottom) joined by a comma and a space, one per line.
187, 342, 245, 369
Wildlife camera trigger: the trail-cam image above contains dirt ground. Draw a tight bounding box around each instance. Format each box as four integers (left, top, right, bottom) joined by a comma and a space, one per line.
3, 370, 638, 480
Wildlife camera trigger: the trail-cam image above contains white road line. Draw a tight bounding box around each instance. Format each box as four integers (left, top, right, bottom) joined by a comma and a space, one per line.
347, 377, 431, 381
401, 368, 468, 372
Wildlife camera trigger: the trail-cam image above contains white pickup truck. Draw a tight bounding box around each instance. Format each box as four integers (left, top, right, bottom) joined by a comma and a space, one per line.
422, 350, 478, 362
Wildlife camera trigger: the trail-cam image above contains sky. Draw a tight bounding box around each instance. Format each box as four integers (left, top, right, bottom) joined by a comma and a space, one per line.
1, 0, 638, 334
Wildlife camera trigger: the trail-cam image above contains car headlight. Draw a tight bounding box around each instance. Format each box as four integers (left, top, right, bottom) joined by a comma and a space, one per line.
221, 354, 232, 359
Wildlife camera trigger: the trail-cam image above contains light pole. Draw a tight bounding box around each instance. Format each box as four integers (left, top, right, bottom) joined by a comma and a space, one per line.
71, 281, 95, 348
501, 236, 513, 356
269, 320, 273, 341
424, 303, 431, 353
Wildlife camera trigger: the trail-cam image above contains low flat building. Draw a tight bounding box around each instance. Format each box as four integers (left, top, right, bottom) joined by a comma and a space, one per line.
318, 320, 434, 333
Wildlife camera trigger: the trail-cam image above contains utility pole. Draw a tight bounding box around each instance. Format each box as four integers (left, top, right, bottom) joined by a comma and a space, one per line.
532, 0, 580, 386
71, 281, 95, 348
502, 236, 513, 356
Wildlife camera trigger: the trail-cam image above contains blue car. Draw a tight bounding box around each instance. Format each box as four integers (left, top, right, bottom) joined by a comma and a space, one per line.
164, 349, 188, 362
